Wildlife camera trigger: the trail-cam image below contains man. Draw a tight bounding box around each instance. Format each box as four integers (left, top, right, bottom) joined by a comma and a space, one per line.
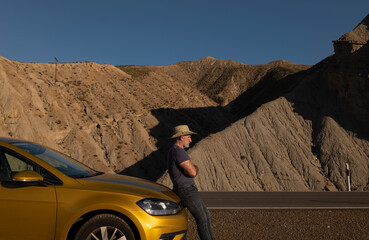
167, 125, 215, 240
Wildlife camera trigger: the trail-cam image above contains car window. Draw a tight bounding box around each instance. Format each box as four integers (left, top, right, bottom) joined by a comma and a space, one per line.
0, 153, 11, 182
0, 148, 61, 185
40, 170, 61, 185
11, 142, 98, 178
6, 153, 34, 173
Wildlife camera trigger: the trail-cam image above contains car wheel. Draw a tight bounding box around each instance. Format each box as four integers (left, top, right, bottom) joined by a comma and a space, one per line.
75, 214, 136, 240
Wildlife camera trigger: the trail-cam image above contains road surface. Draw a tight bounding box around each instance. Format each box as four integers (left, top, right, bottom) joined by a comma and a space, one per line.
184, 192, 369, 239
199, 191, 369, 209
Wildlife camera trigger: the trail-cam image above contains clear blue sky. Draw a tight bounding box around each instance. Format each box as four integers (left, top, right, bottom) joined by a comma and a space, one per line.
1, 0, 368, 66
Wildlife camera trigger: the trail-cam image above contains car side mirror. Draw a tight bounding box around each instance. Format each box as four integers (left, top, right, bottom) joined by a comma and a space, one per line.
13, 170, 44, 183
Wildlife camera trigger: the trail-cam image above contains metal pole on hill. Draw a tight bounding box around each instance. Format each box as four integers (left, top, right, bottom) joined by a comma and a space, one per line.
54, 57, 58, 83
346, 163, 351, 191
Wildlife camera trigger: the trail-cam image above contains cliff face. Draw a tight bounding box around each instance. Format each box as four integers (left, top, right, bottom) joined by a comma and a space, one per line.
334, 14, 369, 56
1, 15, 368, 191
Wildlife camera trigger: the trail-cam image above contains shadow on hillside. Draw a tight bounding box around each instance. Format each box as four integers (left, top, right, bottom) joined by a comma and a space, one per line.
229, 68, 311, 118
120, 106, 235, 181
284, 53, 369, 144
281, 53, 369, 191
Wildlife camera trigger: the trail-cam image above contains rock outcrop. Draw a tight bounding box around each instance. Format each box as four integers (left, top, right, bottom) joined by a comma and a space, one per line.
333, 14, 369, 58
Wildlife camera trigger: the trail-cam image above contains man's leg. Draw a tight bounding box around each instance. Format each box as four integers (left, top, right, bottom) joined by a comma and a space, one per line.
175, 185, 215, 240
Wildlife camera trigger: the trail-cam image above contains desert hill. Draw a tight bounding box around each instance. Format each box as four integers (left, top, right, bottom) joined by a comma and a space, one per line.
0, 14, 368, 191
0, 54, 305, 179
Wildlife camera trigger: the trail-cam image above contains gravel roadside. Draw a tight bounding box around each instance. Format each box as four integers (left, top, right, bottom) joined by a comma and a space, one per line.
186, 209, 369, 240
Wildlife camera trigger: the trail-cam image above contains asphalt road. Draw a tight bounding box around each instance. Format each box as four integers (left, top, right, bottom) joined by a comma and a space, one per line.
184, 192, 369, 239
199, 191, 369, 209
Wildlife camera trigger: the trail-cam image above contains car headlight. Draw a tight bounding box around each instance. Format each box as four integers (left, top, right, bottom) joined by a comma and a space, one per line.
137, 198, 182, 216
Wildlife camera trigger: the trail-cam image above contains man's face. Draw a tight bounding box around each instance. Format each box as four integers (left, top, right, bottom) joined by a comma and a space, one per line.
181, 135, 192, 149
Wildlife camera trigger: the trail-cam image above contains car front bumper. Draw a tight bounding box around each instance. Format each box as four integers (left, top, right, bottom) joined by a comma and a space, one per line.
132, 208, 188, 240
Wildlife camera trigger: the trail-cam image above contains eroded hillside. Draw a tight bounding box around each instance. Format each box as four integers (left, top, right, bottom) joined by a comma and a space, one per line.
0, 55, 306, 183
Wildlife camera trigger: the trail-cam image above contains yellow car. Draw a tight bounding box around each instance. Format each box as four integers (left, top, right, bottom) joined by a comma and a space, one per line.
0, 137, 187, 240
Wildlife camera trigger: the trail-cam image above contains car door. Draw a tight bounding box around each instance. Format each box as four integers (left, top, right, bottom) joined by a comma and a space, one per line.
0, 149, 57, 240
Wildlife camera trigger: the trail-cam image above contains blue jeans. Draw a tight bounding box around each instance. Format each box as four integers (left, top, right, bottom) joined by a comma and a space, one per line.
174, 185, 215, 240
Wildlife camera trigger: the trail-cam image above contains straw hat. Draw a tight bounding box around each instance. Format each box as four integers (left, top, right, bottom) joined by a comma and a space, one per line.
170, 125, 197, 139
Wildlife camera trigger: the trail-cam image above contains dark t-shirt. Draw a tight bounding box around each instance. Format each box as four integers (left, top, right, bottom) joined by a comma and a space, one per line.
167, 145, 195, 189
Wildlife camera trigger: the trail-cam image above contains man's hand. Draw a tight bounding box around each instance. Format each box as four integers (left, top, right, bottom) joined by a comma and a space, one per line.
179, 160, 199, 178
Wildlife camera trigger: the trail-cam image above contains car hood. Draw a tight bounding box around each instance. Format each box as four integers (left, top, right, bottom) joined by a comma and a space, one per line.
77, 173, 179, 201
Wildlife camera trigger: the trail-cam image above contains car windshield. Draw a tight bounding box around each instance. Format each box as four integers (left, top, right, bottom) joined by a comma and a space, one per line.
10, 141, 98, 178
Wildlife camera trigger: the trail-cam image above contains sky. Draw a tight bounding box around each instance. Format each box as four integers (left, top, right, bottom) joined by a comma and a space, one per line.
1, 0, 368, 66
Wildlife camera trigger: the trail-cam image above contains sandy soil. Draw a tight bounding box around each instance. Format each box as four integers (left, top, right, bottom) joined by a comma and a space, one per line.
187, 209, 369, 240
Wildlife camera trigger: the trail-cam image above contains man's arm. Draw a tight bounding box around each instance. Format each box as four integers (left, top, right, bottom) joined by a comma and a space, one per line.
179, 160, 199, 178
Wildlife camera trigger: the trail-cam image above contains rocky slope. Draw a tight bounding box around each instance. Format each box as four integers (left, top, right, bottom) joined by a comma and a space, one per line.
0, 53, 305, 181
0, 57, 230, 175
0, 15, 368, 191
